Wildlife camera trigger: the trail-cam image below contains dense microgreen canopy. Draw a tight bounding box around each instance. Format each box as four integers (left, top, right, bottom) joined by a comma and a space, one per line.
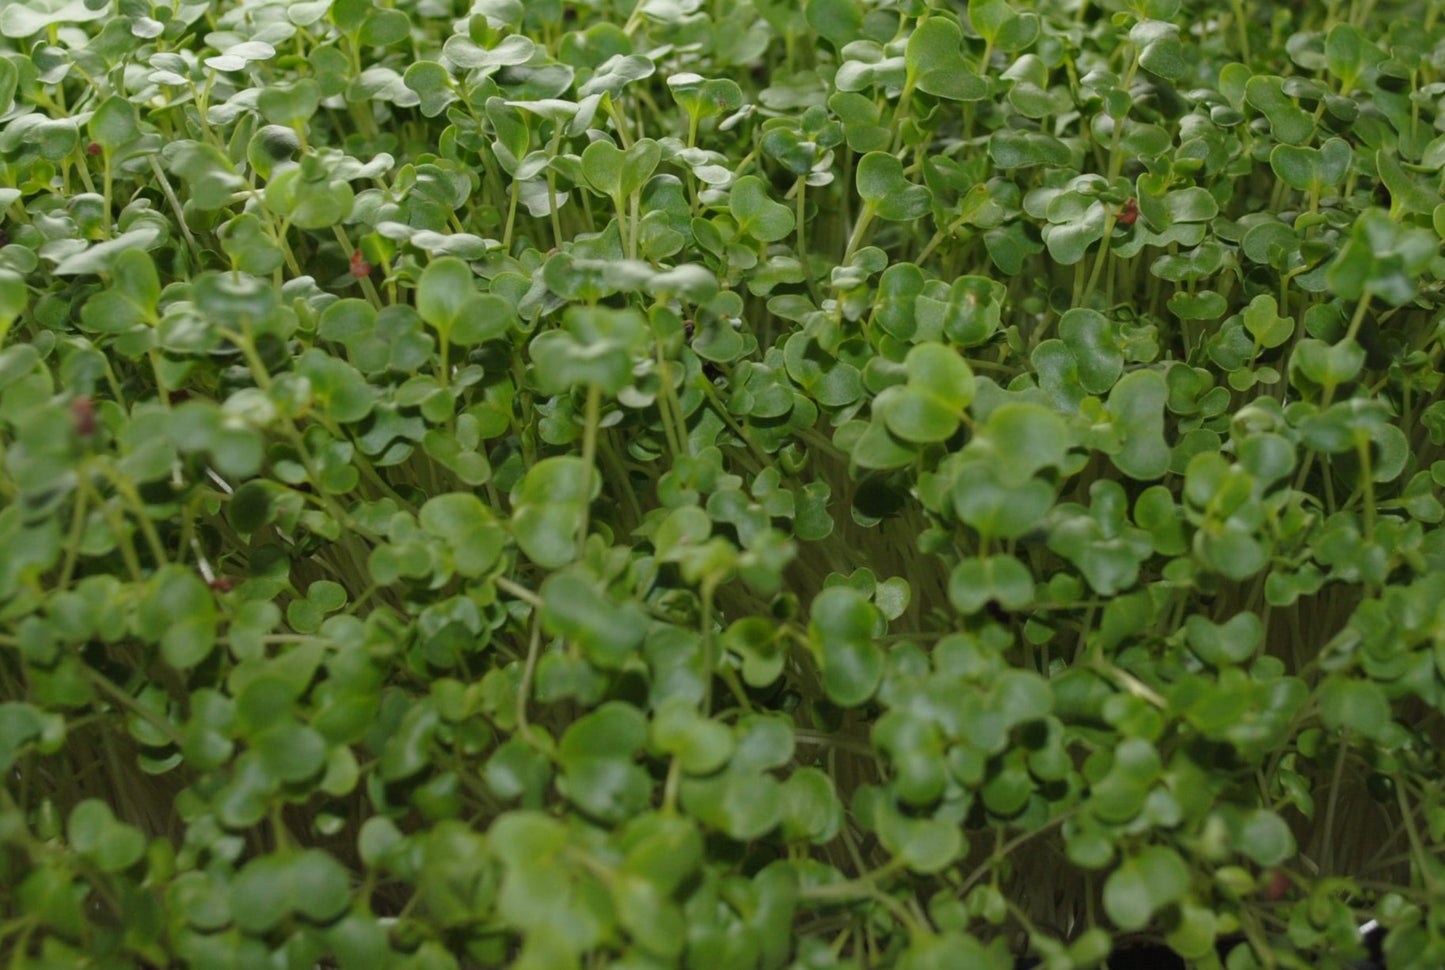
3, 0, 1445, 968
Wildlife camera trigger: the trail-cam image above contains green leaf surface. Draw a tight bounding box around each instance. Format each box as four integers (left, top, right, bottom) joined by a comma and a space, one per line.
542, 568, 649, 669
856, 152, 932, 221
1318, 676, 1393, 742
1106, 370, 1171, 479
67, 800, 145, 873
1104, 846, 1190, 930
976, 402, 1072, 485
805, 0, 862, 49
906, 18, 987, 101
808, 586, 884, 706
512, 457, 597, 569
0, 4, 1435, 965
731, 176, 795, 242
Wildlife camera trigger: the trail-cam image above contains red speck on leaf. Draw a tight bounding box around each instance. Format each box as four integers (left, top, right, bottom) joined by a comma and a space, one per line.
207, 576, 236, 592
1264, 871, 1290, 899
350, 249, 371, 278
1117, 198, 1139, 226
85, 142, 103, 157
71, 396, 96, 436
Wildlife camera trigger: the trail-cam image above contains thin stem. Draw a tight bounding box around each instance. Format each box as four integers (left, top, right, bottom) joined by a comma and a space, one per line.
147, 157, 203, 264
599, 431, 644, 530
1084, 211, 1117, 298
547, 126, 565, 248
502, 175, 521, 251
700, 577, 718, 714
97, 488, 146, 583
578, 385, 602, 557
1394, 770, 1443, 894
330, 226, 383, 308
1092, 659, 1167, 708
99, 155, 113, 240
662, 756, 682, 813
97, 464, 169, 569
653, 350, 689, 458
1355, 434, 1375, 547
495, 575, 542, 607
57, 476, 92, 590
956, 806, 1080, 897
887, 78, 916, 155
796, 177, 821, 302
516, 614, 544, 748
1321, 738, 1348, 875
81, 666, 185, 747
627, 191, 640, 260
1229, 0, 1253, 65
799, 858, 909, 901
842, 203, 876, 266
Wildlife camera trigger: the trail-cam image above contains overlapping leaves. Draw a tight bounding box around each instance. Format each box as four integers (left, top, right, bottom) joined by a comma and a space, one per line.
1, 1, 1442, 969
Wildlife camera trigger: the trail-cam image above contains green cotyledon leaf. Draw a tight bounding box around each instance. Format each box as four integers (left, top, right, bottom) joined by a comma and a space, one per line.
730, 176, 794, 242
856, 152, 932, 221
905, 17, 987, 101
1106, 370, 1170, 479
808, 586, 883, 706
512, 457, 597, 569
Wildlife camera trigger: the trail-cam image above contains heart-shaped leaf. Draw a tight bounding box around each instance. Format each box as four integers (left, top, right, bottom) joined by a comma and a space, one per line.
730, 176, 794, 242
856, 152, 932, 221
905, 17, 987, 101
